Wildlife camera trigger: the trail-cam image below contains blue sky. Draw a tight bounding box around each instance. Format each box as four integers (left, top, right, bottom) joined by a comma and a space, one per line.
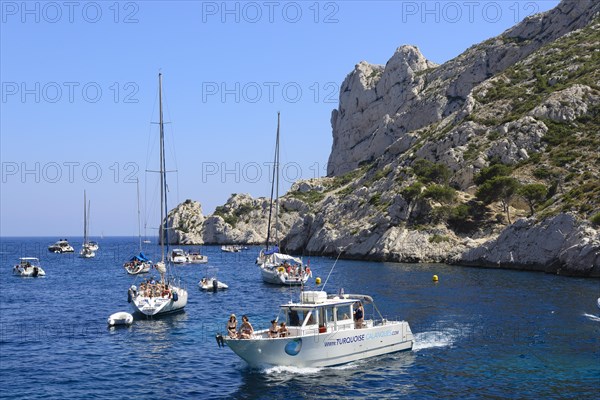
1, 0, 560, 236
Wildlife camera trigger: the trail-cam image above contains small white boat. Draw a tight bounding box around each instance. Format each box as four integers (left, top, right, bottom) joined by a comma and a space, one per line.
107, 311, 134, 326
187, 252, 208, 264
221, 245, 240, 253
87, 241, 99, 251
13, 257, 46, 277
48, 239, 74, 253
124, 253, 152, 275
170, 249, 188, 264
223, 291, 414, 368
199, 267, 228, 290
199, 277, 228, 291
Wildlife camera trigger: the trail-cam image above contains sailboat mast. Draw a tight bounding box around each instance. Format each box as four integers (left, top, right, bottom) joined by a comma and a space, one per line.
275, 112, 280, 247
83, 190, 87, 244
136, 178, 142, 252
159, 72, 166, 263
87, 200, 91, 242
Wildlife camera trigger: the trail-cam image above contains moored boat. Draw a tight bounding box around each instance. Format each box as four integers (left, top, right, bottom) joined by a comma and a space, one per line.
13, 257, 46, 277
170, 249, 188, 264
48, 239, 74, 253
187, 251, 208, 264
127, 73, 188, 317
107, 311, 134, 326
223, 291, 413, 368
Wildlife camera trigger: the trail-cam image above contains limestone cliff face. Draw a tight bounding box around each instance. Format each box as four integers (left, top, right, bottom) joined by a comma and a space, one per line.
167, 0, 600, 276
460, 214, 600, 276
327, 0, 600, 176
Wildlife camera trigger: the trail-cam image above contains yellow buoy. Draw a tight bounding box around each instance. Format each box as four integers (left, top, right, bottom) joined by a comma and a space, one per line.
432, 275, 439, 282
315, 277, 322, 285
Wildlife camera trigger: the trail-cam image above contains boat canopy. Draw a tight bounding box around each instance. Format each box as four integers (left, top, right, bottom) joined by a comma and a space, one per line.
270, 252, 302, 265
130, 252, 150, 262
331, 294, 374, 304
19, 257, 40, 262
263, 246, 280, 255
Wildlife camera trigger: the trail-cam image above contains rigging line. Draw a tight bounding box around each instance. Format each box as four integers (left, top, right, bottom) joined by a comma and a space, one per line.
321, 244, 352, 293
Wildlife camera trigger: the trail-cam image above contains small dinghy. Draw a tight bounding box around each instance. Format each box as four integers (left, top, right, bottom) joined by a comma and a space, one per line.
107, 312, 133, 326
13, 258, 46, 277
199, 277, 229, 291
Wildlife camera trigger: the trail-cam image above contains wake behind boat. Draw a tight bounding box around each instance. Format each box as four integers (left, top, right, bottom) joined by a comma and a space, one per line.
222, 290, 413, 368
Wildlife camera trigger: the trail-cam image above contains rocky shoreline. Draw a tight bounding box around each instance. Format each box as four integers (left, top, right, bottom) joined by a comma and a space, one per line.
165, 0, 600, 278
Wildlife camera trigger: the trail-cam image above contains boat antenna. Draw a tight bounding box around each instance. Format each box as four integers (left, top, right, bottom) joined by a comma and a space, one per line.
321, 244, 352, 292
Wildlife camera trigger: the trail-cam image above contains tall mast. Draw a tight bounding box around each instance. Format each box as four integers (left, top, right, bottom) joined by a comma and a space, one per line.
265, 112, 280, 251
274, 112, 280, 247
159, 73, 166, 263
136, 178, 142, 252
83, 190, 87, 244
87, 200, 91, 242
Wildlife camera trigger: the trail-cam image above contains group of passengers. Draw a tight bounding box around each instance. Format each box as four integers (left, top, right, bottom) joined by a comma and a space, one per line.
136, 278, 171, 298
226, 315, 289, 340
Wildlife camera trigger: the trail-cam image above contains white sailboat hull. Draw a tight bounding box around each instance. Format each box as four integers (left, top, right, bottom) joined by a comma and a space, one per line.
225, 321, 413, 368
130, 286, 188, 316
124, 262, 152, 275
260, 265, 309, 285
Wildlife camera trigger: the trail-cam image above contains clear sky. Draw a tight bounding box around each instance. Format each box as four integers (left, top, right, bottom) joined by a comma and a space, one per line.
1, 0, 560, 236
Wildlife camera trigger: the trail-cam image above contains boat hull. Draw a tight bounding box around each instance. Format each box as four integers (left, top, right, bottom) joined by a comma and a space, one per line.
225, 321, 413, 368
107, 312, 133, 326
260, 266, 309, 286
13, 266, 46, 277
130, 287, 188, 316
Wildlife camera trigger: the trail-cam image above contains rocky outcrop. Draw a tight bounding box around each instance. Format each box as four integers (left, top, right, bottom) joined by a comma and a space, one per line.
166, 199, 205, 244
167, 0, 600, 278
328, 0, 600, 176
460, 214, 600, 277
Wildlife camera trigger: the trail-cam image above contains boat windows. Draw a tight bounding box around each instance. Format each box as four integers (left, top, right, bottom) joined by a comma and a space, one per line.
336, 305, 352, 321
288, 309, 301, 326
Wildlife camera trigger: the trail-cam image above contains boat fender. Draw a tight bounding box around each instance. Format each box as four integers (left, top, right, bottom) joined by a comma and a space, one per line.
32, 267, 38, 277
127, 289, 132, 303
278, 267, 284, 273
212, 279, 218, 292
172, 292, 178, 302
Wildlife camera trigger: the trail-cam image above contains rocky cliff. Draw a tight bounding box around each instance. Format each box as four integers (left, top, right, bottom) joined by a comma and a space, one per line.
328, 0, 600, 176
166, 0, 600, 277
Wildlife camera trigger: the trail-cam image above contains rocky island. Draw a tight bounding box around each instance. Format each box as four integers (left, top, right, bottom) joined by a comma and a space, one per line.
166, 0, 600, 277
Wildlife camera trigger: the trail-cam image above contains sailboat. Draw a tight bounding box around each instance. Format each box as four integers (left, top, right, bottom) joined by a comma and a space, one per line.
124, 178, 153, 275
257, 113, 312, 285
80, 190, 96, 258
127, 73, 188, 316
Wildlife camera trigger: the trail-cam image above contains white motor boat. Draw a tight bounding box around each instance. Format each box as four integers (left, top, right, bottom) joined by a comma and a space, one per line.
87, 241, 99, 251
13, 257, 46, 277
170, 249, 188, 264
221, 245, 240, 253
48, 239, 74, 253
187, 252, 208, 264
223, 291, 414, 368
107, 311, 134, 326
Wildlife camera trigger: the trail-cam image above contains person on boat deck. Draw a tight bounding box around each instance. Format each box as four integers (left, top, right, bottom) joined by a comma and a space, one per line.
268, 320, 279, 338
279, 322, 289, 337
227, 314, 238, 338
239, 315, 254, 339
354, 302, 364, 329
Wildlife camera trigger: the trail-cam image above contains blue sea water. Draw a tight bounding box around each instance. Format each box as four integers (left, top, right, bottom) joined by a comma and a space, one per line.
1, 237, 599, 399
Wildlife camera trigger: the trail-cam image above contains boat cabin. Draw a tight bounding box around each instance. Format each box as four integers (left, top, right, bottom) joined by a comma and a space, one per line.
263, 291, 370, 338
